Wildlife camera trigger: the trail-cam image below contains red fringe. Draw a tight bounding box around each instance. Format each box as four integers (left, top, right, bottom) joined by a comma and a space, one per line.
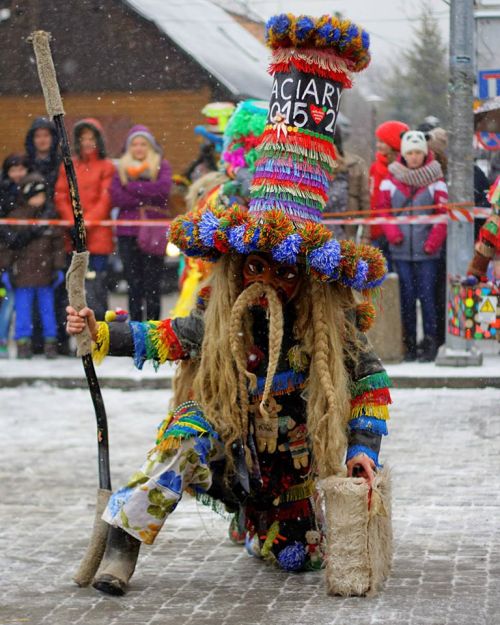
277, 499, 312, 521
351, 387, 392, 407
157, 319, 186, 360
269, 58, 352, 88
260, 128, 336, 157
481, 227, 499, 249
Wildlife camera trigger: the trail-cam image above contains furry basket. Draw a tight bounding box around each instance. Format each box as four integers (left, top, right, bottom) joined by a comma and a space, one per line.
318, 469, 392, 597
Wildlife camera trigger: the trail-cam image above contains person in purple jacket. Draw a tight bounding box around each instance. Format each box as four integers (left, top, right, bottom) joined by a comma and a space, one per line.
111, 125, 172, 320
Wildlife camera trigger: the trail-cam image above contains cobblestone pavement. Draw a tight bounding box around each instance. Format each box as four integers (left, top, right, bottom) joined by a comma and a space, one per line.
1, 386, 499, 625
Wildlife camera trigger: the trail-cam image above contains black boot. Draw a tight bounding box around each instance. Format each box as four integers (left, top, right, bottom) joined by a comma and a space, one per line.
418, 335, 438, 362
403, 337, 417, 362
92, 526, 141, 596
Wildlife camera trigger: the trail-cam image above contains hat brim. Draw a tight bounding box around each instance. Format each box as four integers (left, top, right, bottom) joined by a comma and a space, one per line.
169, 205, 387, 291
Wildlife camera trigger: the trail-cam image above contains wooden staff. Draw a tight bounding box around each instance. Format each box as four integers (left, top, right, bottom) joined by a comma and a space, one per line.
29, 30, 111, 587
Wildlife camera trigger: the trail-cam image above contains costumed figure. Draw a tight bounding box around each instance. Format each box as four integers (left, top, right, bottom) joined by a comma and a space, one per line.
67, 13, 392, 596
467, 175, 500, 286
173, 100, 269, 318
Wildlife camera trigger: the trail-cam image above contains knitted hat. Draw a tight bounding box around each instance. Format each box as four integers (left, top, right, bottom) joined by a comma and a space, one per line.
126, 124, 162, 154
427, 127, 448, 155
169, 13, 386, 291
194, 102, 236, 151
20, 173, 47, 200
400, 130, 429, 157
375, 120, 409, 152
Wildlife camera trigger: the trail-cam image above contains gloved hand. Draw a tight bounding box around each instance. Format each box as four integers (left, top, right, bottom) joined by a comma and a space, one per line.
1, 271, 12, 291
52, 270, 65, 289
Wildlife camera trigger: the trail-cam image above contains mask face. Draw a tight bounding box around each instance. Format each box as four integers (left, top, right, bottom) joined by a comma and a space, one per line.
242, 253, 301, 303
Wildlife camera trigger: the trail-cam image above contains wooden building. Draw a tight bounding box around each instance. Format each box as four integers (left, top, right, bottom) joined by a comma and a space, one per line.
0, 0, 271, 172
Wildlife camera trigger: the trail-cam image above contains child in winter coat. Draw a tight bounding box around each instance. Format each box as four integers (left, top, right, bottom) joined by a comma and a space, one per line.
55, 118, 115, 321
0, 174, 65, 359
0, 154, 29, 357
110, 125, 172, 321
378, 131, 448, 362
368, 121, 409, 264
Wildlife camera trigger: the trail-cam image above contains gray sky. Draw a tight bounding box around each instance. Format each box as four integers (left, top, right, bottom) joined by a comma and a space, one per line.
245, 0, 450, 64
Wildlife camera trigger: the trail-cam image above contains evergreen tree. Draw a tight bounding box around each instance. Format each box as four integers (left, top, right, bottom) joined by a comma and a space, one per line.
384, 5, 449, 127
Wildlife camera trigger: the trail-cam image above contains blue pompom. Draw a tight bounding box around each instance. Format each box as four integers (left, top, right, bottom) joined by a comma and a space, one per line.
343, 259, 369, 290
308, 239, 341, 277
272, 233, 302, 264
365, 274, 386, 290
295, 16, 314, 41
198, 211, 219, 247
249, 227, 261, 251
361, 30, 370, 50
268, 13, 290, 36
277, 542, 307, 571
317, 23, 334, 43
228, 225, 251, 254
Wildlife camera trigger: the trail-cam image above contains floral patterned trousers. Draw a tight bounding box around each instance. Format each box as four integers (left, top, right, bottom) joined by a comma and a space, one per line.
103, 434, 224, 545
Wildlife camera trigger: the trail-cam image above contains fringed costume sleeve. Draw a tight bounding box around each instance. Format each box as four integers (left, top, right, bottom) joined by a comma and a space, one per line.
345, 332, 392, 468
92, 309, 205, 369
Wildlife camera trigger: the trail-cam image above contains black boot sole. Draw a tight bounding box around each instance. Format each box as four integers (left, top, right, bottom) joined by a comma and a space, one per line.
93, 574, 127, 596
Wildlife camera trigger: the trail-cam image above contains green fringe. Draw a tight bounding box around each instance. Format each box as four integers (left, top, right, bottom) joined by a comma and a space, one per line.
350, 371, 392, 397
249, 189, 323, 210
192, 490, 232, 520
484, 220, 498, 236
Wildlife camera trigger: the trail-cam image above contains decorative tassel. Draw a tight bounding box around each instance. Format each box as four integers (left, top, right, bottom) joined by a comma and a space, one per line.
351, 387, 392, 407
350, 404, 390, 421
355, 301, 377, 332
249, 369, 307, 399
348, 416, 388, 436
260, 521, 282, 558
350, 371, 392, 397
92, 321, 110, 365
279, 480, 315, 504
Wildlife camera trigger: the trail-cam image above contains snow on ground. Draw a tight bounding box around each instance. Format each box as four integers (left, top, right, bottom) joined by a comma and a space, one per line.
1, 386, 499, 625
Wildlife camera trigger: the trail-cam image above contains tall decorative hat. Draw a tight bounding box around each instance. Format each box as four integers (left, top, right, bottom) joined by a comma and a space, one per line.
170, 13, 386, 291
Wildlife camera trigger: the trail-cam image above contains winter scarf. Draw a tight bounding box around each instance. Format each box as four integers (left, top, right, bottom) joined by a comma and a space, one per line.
388, 159, 443, 188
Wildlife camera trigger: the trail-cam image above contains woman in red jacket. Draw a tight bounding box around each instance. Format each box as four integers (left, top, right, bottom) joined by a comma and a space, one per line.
55, 118, 115, 319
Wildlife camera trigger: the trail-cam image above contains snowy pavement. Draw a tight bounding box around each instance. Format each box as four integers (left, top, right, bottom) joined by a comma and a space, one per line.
1, 386, 500, 625
1, 351, 499, 389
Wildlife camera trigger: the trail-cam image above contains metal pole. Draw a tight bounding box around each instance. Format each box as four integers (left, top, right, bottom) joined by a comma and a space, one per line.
436, 0, 483, 366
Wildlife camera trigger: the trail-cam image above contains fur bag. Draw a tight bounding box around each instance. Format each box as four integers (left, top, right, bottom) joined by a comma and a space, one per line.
318, 469, 392, 597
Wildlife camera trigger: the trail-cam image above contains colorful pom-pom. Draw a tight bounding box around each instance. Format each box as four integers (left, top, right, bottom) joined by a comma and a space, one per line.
277, 542, 307, 571
355, 301, 377, 332
198, 211, 220, 247
294, 15, 315, 43
272, 233, 302, 264
308, 238, 341, 277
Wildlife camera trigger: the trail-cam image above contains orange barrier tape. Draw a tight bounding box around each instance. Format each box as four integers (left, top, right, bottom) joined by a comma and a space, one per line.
0, 205, 492, 227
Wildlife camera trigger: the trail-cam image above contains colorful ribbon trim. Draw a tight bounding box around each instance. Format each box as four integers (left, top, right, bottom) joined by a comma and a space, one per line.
350, 371, 392, 398
348, 416, 388, 436
130, 319, 186, 371
250, 369, 307, 398
346, 444, 380, 468
92, 321, 110, 365
155, 401, 219, 453
350, 404, 390, 421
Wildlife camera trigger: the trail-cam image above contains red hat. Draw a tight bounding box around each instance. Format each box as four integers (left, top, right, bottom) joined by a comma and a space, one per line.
375, 120, 409, 151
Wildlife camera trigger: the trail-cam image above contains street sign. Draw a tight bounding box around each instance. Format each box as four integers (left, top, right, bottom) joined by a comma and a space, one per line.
478, 69, 500, 98
476, 131, 500, 150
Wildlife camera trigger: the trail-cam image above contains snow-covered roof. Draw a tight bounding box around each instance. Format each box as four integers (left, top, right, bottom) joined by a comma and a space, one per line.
209, 0, 264, 23
123, 0, 272, 99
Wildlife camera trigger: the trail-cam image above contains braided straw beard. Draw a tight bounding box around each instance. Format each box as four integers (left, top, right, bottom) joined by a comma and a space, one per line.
229, 282, 284, 424
188, 256, 354, 478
